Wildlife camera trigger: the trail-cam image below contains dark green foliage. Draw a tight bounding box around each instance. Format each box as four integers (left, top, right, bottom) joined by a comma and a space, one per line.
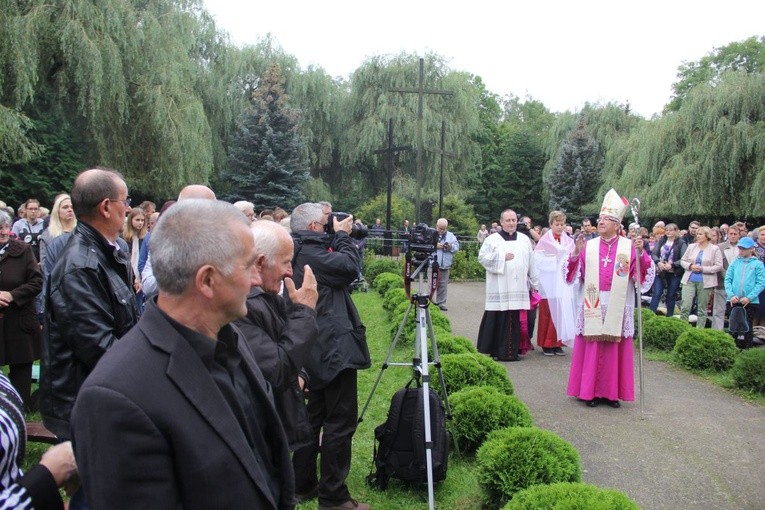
434, 195, 480, 236
547, 114, 602, 223
430, 334, 477, 356
729, 348, 765, 393
390, 302, 451, 345
504, 482, 641, 510
634, 306, 657, 326
673, 329, 738, 371
643, 316, 692, 351
433, 353, 514, 396
222, 63, 308, 209
383, 287, 408, 313
364, 258, 403, 286
450, 386, 533, 453
450, 249, 485, 280
373, 272, 402, 296
0, 113, 85, 206
477, 427, 581, 508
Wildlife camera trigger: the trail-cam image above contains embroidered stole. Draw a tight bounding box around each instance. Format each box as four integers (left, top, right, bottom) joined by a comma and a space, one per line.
583, 237, 631, 341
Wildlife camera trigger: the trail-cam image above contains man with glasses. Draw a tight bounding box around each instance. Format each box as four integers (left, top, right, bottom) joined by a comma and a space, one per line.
41, 168, 139, 462
289, 202, 371, 510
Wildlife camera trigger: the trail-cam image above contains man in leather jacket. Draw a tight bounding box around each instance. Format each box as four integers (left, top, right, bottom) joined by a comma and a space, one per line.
289, 203, 371, 510
41, 168, 139, 441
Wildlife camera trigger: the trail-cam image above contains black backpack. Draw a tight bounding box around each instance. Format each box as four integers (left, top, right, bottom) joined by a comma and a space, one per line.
367, 378, 449, 489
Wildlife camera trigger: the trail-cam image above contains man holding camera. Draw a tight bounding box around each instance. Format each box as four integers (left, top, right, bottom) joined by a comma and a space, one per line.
435, 218, 459, 311
290, 203, 371, 510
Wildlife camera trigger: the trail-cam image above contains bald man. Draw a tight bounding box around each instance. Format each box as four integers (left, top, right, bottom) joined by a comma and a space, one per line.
42, 168, 139, 440
141, 185, 216, 297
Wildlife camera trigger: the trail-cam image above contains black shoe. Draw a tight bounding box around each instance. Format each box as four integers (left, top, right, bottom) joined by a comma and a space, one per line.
542, 348, 555, 356
438, 304, 448, 311
586, 399, 599, 407
554, 347, 565, 356
607, 399, 621, 408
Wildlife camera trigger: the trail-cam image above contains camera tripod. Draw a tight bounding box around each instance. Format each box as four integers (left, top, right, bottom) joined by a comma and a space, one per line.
359, 252, 452, 510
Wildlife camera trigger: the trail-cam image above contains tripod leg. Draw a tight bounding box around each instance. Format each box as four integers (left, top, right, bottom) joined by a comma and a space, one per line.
358, 300, 414, 424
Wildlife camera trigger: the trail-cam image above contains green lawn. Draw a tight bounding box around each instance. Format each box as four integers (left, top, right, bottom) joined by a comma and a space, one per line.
297, 290, 483, 509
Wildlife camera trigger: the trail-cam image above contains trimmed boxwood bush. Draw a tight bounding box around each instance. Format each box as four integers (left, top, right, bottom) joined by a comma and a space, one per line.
450, 386, 533, 453
476, 427, 581, 508
433, 353, 514, 396
673, 329, 738, 371
373, 272, 402, 296
730, 348, 765, 393
634, 306, 657, 325
390, 301, 451, 345
429, 334, 477, 356
643, 316, 692, 351
364, 258, 402, 285
504, 482, 641, 510
383, 287, 408, 313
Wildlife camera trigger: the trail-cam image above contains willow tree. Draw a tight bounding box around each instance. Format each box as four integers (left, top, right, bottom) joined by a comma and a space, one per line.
606, 71, 765, 218
0, 0, 240, 200
343, 52, 482, 221
666, 36, 765, 112
286, 65, 347, 188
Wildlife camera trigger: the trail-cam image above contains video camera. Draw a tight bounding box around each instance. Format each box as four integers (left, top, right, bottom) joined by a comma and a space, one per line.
404, 223, 439, 256
325, 212, 369, 240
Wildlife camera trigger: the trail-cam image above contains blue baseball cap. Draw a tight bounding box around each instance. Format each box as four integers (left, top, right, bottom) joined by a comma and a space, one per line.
738, 236, 755, 249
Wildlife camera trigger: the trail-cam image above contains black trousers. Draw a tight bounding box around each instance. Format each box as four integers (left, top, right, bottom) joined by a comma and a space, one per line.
292, 368, 358, 506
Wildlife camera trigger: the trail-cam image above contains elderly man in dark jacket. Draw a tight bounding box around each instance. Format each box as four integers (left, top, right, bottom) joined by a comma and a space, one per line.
41, 168, 138, 441
290, 203, 371, 510
235, 220, 319, 450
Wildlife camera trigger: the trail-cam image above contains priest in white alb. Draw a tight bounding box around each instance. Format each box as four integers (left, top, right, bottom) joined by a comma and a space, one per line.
477, 209, 539, 361
566, 189, 654, 408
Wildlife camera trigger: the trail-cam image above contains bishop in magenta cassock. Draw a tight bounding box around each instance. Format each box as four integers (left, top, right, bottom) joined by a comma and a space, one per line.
566, 189, 654, 408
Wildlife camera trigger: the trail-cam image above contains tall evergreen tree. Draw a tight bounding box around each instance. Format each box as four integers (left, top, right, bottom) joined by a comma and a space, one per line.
547, 114, 602, 223
222, 63, 308, 209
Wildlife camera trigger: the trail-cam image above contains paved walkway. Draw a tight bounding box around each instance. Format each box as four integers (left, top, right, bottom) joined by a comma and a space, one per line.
443, 281, 765, 510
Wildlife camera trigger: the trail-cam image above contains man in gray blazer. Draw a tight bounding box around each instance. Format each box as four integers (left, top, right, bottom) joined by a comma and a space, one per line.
71, 200, 295, 509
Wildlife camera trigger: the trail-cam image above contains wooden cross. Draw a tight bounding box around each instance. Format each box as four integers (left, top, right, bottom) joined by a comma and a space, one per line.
427, 119, 455, 219
374, 119, 411, 255
390, 58, 453, 223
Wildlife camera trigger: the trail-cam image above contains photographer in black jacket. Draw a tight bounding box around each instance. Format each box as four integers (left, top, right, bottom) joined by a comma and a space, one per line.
289, 203, 371, 510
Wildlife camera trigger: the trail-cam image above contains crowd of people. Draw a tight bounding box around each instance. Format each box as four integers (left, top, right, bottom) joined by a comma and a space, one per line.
475, 189, 765, 411
0, 172, 372, 510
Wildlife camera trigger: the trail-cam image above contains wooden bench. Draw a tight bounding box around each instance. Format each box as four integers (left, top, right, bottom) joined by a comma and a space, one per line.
26, 422, 58, 444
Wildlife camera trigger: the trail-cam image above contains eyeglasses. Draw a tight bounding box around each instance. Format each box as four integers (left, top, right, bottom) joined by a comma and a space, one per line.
109, 197, 132, 208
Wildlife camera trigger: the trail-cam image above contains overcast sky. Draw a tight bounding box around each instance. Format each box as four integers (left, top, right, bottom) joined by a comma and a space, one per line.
203, 0, 764, 118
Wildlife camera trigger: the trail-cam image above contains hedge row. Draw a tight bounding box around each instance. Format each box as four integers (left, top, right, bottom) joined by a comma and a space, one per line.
367, 270, 638, 508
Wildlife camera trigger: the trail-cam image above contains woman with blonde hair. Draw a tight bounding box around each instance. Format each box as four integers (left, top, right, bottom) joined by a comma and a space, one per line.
38, 194, 76, 268
680, 226, 723, 328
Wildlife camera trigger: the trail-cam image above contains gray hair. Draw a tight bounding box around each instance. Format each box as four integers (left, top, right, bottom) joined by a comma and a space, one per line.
290, 202, 323, 231
251, 220, 291, 264
0, 210, 11, 228
151, 200, 249, 295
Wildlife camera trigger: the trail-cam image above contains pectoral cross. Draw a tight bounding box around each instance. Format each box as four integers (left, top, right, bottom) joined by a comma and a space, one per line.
602, 254, 612, 267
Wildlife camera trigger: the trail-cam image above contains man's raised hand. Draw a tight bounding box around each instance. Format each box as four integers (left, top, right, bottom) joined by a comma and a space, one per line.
285, 265, 319, 310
